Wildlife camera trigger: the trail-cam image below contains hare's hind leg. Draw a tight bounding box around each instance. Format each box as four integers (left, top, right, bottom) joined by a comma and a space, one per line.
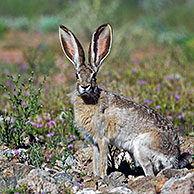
132, 132, 155, 176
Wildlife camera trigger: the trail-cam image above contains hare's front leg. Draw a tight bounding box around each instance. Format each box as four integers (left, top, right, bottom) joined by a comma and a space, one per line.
98, 138, 109, 178
93, 144, 100, 176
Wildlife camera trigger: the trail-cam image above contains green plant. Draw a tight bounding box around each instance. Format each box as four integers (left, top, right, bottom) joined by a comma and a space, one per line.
0, 72, 47, 148
28, 142, 43, 167
1, 184, 32, 193
61, 108, 80, 139
0, 20, 5, 38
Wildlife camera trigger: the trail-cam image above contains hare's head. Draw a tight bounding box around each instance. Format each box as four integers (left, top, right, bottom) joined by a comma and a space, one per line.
59, 24, 112, 97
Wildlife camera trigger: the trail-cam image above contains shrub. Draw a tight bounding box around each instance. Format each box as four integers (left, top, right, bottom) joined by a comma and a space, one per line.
0, 72, 47, 148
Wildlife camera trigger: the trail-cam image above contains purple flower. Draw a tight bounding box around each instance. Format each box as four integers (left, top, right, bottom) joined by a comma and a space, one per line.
168, 115, 173, 119
14, 192, 20, 194
174, 94, 179, 100
71, 72, 75, 78
106, 75, 110, 79
139, 80, 147, 85
13, 91, 17, 95
14, 151, 20, 155
40, 43, 45, 50
29, 186, 33, 190
46, 158, 50, 162
166, 75, 174, 81
77, 182, 83, 188
3, 69, 9, 74
13, 128, 17, 131
49, 132, 54, 137
20, 63, 27, 70
11, 84, 15, 89
157, 83, 161, 88
22, 101, 25, 106
4, 105, 8, 109
187, 150, 191, 154
36, 124, 43, 128
156, 105, 160, 109
70, 135, 76, 139
178, 114, 185, 119
6, 79, 11, 86
25, 91, 29, 96
11, 119, 14, 124
48, 120, 55, 126
25, 121, 30, 125
68, 144, 73, 148
30, 122, 35, 126
132, 58, 140, 64
145, 100, 153, 104
179, 137, 184, 141
13, 105, 16, 108
183, 105, 187, 109
132, 68, 138, 72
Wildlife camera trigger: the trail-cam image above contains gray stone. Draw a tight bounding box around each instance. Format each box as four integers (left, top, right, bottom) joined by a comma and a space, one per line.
53, 172, 73, 184
161, 172, 194, 194
65, 154, 76, 168
76, 188, 102, 194
17, 168, 58, 194
157, 168, 188, 179
106, 171, 127, 188
107, 186, 133, 194
0, 176, 6, 191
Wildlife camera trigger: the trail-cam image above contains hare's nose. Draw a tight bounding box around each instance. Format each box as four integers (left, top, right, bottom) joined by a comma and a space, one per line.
81, 85, 90, 89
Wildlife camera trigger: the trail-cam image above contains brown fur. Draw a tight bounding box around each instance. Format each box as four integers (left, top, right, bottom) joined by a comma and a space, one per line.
59, 24, 190, 177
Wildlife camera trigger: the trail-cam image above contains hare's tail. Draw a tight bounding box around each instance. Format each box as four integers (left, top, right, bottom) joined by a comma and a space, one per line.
179, 152, 192, 168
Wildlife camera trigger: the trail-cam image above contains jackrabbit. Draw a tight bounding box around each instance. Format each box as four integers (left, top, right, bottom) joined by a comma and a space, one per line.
59, 24, 190, 177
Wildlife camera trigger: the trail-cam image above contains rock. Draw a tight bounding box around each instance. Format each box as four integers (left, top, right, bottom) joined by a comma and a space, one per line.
53, 172, 73, 184
105, 171, 127, 188
77, 186, 133, 194
65, 154, 76, 168
157, 168, 188, 179
107, 186, 133, 194
0, 162, 34, 191
73, 146, 93, 174
17, 168, 58, 194
128, 175, 168, 194
4, 176, 17, 190
14, 163, 34, 180
0, 146, 7, 161
76, 188, 102, 194
82, 176, 100, 190
161, 172, 194, 194
0, 176, 6, 191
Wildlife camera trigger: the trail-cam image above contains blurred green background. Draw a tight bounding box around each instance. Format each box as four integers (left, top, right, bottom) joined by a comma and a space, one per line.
0, 0, 194, 41
0, 0, 194, 127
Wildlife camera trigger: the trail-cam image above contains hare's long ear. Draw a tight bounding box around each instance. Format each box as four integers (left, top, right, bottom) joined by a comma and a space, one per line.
59, 25, 85, 71
88, 24, 112, 72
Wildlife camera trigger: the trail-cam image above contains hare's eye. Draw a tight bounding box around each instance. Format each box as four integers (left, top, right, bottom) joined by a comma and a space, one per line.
75, 73, 79, 79
92, 76, 96, 81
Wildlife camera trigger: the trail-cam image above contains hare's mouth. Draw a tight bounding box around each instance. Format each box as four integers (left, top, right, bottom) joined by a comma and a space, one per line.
79, 91, 90, 97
